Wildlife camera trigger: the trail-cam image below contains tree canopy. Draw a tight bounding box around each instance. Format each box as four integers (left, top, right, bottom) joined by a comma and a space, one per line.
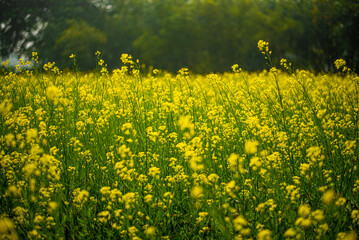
1, 0, 358, 73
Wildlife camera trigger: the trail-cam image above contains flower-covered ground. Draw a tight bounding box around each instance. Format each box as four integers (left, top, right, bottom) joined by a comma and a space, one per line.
0, 43, 358, 239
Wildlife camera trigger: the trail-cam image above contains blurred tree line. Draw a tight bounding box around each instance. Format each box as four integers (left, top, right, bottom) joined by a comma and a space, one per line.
1, 0, 358, 73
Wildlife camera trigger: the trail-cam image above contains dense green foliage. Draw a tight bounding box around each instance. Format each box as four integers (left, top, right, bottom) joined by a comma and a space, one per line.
1, 0, 359, 72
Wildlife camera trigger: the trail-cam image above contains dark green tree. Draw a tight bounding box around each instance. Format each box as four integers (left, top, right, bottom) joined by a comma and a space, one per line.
36, 0, 105, 69
2, 0, 358, 72
102, 0, 148, 69
0, 0, 53, 57
55, 20, 107, 69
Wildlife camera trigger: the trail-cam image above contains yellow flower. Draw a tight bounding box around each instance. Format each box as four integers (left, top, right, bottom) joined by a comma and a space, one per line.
316, 109, 327, 119
43, 61, 56, 71
322, 189, 335, 205
295, 217, 311, 227
335, 197, 346, 207
245, 140, 259, 154
97, 211, 111, 223
0, 100, 12, 116
98, 211, 110, 217
280, 58, 292, 70
334, 59, 346, 69
258, 229, 272, 240
178, 67, 189, 75
312, 209, 325, 222
73, 189, 90, 208
2, 60, 9, 67
0, 217, 18, 240
27, 229, 39, 238
6, 185, 21, 197
249, 156, 261, 171
144, 194, 153, 203
148, 166, 160, 178
34, 215, 44, 224
120, 53, 134, 65
208, 173, 219, 183
283, 228, 296, 237
128, 226, 138, 237
32, 52, 38, 63
336, 231, 357, 240
144, 226, 156, 236
22, 163, 37, 178
298, 204, 311, 218
256, 203, 265, 212
240, 228, 251, 235
121, 122, 133, 135
153, 69, 159, 75
178, 115, 195, 139
191, 186, 203, 199
269, 67, 279, 75
233, 215, 248, 228
231, 64, 242, 73
163, 192, 173, 199
122, 192, 137, 209
4, 133, 15, 147
189, 155, 204, 171
227, 153, 239, 171
100, 186, 111, 195
196, 212, 208, 223
48, 201, 58, 213
26, 128, 38, 142
352, 210, 359, 224
46, 85, 62, 105
257, 40, 269, 53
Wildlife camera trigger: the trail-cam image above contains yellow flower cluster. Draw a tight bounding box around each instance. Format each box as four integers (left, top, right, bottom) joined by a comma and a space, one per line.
334, 58, 351, 72
0, 49, 358, 239
257, 40, 272, 56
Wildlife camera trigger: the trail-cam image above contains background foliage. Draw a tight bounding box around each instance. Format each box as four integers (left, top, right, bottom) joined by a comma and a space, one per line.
1, 0, 359, 73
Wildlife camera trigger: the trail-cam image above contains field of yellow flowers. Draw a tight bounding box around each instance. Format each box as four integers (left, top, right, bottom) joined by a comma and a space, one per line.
1, 43, 359, 239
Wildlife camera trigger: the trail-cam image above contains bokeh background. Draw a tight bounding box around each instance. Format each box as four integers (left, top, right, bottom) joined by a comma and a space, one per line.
1, 0, 358, 73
